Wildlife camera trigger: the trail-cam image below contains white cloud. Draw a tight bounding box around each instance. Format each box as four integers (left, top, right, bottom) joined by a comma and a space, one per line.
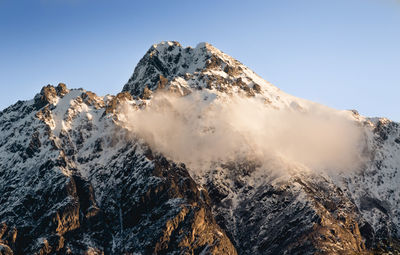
119, 91, 365, 175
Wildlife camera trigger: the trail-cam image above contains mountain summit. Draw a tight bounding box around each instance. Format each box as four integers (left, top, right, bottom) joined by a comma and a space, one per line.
122, 41, 248, 97
0, 42, 399, 254
122, 41, 309, 112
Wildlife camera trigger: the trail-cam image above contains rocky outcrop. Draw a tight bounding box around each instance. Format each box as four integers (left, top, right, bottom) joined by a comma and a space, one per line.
122, 41, 270, 101
204, 160, 372, 255
105, 91, 133, 114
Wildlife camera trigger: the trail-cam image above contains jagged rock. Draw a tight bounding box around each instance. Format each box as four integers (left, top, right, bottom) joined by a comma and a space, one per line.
56, 83, 69, 97
34, 85, 58, 109
105, 92, 133, 114
253, 83, 262, 94
81, 91, 105, 109
141, 85, 152, 100
156, 74, 168, 90
0, 244, 13, 255
25, 131, 41, 158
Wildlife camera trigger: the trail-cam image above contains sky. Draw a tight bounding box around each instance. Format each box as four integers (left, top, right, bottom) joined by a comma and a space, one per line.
0, 0, 399, 121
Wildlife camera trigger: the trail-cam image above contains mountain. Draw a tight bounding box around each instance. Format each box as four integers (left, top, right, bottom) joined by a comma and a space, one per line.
0, 41, 399, 254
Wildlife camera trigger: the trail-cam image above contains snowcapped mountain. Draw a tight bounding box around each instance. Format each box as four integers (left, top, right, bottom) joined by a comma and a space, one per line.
0, 41, 399, 254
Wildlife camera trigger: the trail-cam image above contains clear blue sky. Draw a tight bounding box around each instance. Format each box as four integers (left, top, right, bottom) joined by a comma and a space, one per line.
1, 0, 399, 120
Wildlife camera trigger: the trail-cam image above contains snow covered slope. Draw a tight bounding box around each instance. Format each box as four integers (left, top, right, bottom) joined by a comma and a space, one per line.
0, 42, 399, 254
0, 84, 235, 254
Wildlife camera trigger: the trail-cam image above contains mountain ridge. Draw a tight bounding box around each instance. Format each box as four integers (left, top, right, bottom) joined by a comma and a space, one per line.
0, 41, 399, 254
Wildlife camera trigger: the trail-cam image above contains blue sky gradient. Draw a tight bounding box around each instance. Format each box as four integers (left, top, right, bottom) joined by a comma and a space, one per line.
1, 0, 399, 120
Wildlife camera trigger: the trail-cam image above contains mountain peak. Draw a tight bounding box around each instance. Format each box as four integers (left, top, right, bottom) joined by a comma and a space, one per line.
150, 41, 214, 53
122, 41, 211, 97
33, 83, 69, 109
150, 41, 182, 51
122, 41, 273, 99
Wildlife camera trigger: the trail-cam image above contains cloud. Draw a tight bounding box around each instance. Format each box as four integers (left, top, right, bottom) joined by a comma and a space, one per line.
119, 90, 365, 175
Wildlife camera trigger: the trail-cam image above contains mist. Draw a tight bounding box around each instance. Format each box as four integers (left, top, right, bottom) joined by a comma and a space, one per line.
118, 91, 365, 175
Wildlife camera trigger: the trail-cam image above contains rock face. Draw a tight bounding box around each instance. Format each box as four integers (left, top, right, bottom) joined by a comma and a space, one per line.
0, 85, 236, 254
1, 42, 400, 254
